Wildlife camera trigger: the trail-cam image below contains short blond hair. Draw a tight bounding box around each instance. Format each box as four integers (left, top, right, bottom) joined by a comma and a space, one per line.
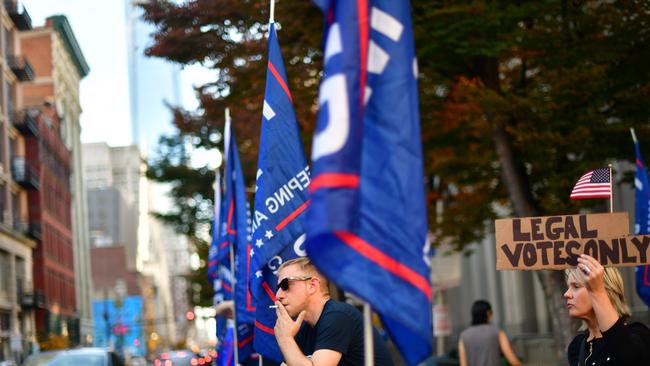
279, 257, 329, 294
565, 266, 630, 329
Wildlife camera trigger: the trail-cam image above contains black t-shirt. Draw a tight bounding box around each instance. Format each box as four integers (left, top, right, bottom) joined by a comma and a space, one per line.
567, 318, 650, 365
294, 300, 393, 366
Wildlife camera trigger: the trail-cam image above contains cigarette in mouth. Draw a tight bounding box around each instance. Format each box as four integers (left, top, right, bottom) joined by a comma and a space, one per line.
269, 305, 278, 308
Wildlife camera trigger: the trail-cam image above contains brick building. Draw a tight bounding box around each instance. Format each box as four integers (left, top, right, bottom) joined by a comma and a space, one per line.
18, 15, 91, 346
24, 102, 74, 345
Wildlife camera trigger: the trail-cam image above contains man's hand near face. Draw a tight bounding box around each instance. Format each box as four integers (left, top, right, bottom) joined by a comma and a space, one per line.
274, 301, 341, 366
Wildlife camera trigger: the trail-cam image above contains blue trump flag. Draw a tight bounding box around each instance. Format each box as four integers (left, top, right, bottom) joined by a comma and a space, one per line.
219, 323, 235, 366
633, 135, 650, 307
306, 0, 433, 364
250, 22, 310, 362
220, 127, 257, 360
209, 169, 234, 354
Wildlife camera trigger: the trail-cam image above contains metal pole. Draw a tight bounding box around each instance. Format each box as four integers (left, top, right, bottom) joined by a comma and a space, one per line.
436, 291, 445, 356
104, 288, 110, 347
269, 0, 275, 24
224, 107, 239, 366
608, 163, 613, 213
224, 108, 231, 162
230, 244, 239, 366
363, 303, 374, 366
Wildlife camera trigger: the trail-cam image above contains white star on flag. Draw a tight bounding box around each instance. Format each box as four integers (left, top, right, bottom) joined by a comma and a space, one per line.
255, 239, 264, 248
250, 249, 255, 257
265, 230, 274, 240
255, 270, 262, 278
263, 100, 276, 120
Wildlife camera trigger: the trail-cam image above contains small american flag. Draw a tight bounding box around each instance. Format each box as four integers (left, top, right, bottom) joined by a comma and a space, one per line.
570, 168, 611, 199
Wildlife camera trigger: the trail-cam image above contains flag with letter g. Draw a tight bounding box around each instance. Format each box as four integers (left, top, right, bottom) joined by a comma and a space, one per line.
633, 138, 650, 307
306, 0, 433, 364
250, 22, 310, 361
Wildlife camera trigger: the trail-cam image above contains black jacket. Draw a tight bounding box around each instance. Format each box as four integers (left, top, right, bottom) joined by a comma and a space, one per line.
568, 318, 650, 365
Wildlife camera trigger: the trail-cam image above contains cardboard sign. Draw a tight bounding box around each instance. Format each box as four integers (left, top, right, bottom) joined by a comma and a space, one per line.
495, 212, 646, 270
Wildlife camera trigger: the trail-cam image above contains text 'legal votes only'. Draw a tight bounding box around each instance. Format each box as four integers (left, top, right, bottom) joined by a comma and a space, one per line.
495, 212, 650, 270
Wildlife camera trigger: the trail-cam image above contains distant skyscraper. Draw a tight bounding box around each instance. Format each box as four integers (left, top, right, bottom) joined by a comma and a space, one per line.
125, 0, 181, 155
124, 1, 192, 345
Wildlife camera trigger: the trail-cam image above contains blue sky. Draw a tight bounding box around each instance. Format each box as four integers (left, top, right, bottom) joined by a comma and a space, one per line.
21, 0, 215, 151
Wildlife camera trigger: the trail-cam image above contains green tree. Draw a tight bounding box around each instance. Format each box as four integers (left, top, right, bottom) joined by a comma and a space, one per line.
415, 0, 650, 357
141, 0, 650, 358
141, 0, 322, 307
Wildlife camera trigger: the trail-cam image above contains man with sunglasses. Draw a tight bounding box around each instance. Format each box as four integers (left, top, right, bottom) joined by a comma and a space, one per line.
273, 257, 393, 366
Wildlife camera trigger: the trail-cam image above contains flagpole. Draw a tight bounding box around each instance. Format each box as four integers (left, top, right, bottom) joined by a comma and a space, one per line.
224, 108, 231, 163
363, 303, 374, 366
258, 4, 274, 365
224, 107, 240, 366
269, 0, 275, 24
609, 163, 613, 213
229, 244, 240, 366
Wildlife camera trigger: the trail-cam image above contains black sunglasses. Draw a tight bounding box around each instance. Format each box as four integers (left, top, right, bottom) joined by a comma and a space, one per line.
277, 276, 312, 291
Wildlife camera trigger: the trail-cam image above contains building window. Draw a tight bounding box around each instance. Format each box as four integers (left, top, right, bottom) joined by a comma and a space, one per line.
3, 26, 12, 57
15, 256, 25, 296
11, 191, 19, 229
0, 311, 10, 334
0, 182, 5, 223
4, 80, 13, 118
0, 126, 4, 169
0, 250, 9, 299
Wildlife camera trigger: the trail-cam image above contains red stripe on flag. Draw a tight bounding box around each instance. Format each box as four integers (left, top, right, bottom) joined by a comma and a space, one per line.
220, 241, 229, 250
238, 334, 253, 348
275, 200, 310, 231
637, 159, 645, 169
268, 61, 293, 103
309, 174, 359, 193
246, 243, 256, 311
357, 0, 368, 106
262, 281, 277, 302
223, 283, 233, 293
570, 193, 611, 199
255, 320, 275, 335
336, 231, 432, 300
227, 199, 236, 235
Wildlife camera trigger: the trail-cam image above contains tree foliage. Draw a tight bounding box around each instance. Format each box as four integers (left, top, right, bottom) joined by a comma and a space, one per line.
141, 0, 650, 352
416, 1, 650, 248
141, 0, 322, 307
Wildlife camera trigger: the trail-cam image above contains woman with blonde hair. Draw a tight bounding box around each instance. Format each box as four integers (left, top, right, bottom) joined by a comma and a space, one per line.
564, 254, 650, 365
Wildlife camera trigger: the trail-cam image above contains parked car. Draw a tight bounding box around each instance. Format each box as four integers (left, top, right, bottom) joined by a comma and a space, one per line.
21, 348, 125, 366
154, 349, 207, 366
127, 356, 146, 366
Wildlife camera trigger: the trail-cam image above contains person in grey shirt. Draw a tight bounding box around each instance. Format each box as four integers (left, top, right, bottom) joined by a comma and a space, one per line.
458, 300, 522, 366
